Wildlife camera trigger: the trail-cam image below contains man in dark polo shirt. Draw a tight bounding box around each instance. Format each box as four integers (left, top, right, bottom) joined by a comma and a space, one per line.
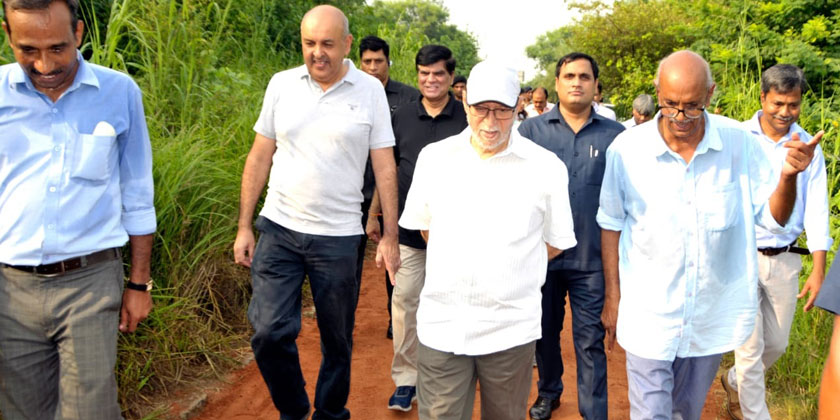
359, 35, 419, 339
372, 44, 468, 412
518, 52, 624, 420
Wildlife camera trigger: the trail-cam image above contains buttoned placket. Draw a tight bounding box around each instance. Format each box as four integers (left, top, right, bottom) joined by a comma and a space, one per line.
43, 98, 67, 262
677, 156, 700, 356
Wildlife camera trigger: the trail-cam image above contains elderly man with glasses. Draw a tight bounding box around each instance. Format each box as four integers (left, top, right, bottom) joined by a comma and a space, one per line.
400, 60, 577, 420
596, 50, 821, 420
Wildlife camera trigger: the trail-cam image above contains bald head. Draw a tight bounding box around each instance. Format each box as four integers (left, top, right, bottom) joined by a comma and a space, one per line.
655, 50, 714, 90
301, 4, 349, 37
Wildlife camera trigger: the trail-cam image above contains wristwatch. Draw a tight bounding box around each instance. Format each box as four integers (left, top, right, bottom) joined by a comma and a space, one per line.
126, 280, 154, 292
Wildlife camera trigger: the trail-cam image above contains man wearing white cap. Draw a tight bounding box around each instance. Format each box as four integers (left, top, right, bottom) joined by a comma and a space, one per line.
400, 61, 577, 419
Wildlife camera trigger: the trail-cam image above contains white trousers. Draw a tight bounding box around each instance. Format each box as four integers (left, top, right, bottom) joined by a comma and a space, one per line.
391, 244, 427, 386
728, 251, 800, 420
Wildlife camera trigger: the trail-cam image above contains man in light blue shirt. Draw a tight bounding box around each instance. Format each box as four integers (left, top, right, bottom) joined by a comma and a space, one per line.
722, 64, 832, 420
596, 50, 821, 420
0, 0, 155, 418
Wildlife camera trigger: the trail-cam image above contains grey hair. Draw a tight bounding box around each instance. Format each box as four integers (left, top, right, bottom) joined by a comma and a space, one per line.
654, 50, 714, 89
301, 5, 349, 37
761, 64, 807, 95
632, 94, 655, 116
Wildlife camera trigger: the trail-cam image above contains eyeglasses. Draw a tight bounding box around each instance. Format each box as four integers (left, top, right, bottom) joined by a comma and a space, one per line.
469, 105, 515, 120
657, 105, 705, 120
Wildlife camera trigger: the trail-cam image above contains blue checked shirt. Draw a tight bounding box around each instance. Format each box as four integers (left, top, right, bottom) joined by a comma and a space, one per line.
0, 52, 156, 265
596, 113, 786, 361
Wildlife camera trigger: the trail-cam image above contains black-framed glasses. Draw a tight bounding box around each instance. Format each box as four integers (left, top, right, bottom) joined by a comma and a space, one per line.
657, 105, 705, 120
469, 105, 515, 120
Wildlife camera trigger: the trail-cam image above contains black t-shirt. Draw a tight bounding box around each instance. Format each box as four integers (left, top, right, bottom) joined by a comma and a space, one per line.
393, 93, 468, 249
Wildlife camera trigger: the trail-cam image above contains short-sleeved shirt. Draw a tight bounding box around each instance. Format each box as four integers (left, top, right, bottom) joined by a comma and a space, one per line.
0, 53, 156, 265
519, 106, 624, 271
393, 93, 468, 249
816, 261, 840, 315
253, 60, 395, 236
400, 129, 577, 356
596, 113, 786, 361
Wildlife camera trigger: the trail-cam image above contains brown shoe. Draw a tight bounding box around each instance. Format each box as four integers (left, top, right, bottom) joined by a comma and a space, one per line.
721, 373, 744, 420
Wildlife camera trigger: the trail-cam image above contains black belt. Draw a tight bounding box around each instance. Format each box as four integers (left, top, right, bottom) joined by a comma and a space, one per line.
3, 248, 121, 275
758, 244, 809, 256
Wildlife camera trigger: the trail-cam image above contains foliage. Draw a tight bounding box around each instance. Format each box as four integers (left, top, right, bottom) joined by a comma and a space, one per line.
360, 0, 480, 80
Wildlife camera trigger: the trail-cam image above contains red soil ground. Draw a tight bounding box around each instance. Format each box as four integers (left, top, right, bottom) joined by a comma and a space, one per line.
186, 251, 728, 420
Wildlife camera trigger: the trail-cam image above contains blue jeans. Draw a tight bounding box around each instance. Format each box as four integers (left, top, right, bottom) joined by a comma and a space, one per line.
248, 217, 363, 420
535, 269, 607, 420
625, 352, 722, 420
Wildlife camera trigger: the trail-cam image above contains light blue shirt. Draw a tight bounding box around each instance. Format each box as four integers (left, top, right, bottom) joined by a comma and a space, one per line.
0, 52, 156, 265
596, 113, 785, 361
744, 111, 832, 252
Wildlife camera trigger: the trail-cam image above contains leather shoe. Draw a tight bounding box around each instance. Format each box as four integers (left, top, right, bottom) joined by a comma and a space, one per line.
721, 373, 744, 420
529, 396, 559, 420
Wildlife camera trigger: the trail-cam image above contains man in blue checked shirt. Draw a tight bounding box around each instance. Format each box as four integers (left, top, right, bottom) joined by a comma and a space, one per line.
597, 50, 822, 420
0, 1, 156, 419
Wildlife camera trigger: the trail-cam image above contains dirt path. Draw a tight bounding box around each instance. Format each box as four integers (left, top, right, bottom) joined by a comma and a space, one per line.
187, 250, 728, 419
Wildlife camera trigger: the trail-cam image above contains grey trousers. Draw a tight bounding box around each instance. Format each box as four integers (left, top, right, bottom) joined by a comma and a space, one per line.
417, 340, 535, 420
0, 260, 124, 420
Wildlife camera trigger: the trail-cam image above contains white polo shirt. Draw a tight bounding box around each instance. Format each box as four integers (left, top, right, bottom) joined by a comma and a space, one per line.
400, 128, 577, 356
253, 60, 395, 236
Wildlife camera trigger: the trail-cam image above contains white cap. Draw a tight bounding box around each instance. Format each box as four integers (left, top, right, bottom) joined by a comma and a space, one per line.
465, 61, 520, 108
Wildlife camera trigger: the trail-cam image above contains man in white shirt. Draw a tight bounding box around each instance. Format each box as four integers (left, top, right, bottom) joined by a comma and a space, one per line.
597, 50, 821, 420
622, 94, 655, 128
721, 64, 831, 420
233, 5, 401, 420
592, 81, 617, 121
400, 61, 577, 419
525, 86, 555, 117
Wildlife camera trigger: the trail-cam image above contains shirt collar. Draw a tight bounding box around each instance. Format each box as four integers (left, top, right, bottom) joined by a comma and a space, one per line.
9, 50, 99, 93
648, 111, 722, 157
300, 58, 360, 90
745, 110, 806, 143
457, 126, 534, 160
545, 104, 602, 129
416, 92, 458, 118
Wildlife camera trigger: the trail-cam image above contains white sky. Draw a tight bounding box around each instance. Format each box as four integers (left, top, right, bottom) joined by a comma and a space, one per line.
438, 0, 583, 81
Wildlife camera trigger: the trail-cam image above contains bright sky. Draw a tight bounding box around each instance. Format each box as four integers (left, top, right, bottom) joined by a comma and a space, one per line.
438, 0, 583, 81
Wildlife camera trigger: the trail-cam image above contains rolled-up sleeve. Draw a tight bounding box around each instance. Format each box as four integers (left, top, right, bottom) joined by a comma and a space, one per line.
596, 144, 626, 231
804, 145, 832, 252
119, 83, 156, 235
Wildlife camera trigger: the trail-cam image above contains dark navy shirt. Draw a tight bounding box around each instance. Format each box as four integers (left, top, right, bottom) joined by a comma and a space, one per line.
817, 260, 840, 315
519, 105, 624, 272
394, 93, 468, 249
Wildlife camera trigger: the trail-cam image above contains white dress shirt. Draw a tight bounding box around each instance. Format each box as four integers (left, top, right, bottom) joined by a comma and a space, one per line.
400, 128, 577, 356
593, 102, 617, 121
525, 102, 555, 118
596, 113, 786, 361
744, 111, 832, 252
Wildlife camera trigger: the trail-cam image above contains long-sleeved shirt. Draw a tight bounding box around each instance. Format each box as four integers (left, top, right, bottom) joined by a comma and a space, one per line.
596, 113, 785, 361
0, 52, 156, 265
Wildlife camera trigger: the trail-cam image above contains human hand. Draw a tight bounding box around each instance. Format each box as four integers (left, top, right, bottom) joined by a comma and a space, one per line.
601, 296, 619, 351
366, 216, 382, 242
375, 234, 401, 282
798, 269, 825, 312
234, 228, 256, 267
782, 131, 823, 178
119, 286, 152, 333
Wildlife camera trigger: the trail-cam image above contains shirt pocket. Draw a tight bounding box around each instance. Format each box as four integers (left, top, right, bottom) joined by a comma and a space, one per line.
71, 133, 117, 183
584, 152, 606, 186
697, 182, 740, 231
